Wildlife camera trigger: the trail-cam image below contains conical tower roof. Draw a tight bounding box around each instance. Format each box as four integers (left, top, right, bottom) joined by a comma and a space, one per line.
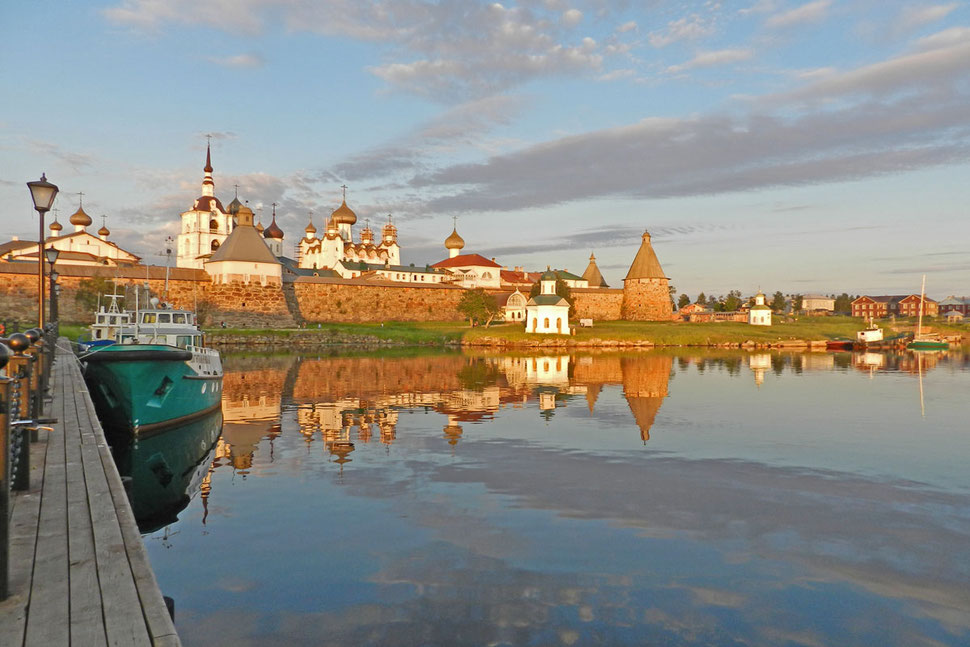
624, 231, 666, 280
582, 252, 609, 287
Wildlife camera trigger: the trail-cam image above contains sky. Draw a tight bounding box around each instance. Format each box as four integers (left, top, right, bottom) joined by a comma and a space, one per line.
1, 0, 968, 299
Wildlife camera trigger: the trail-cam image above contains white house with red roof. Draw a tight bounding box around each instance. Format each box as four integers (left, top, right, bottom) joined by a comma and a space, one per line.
430, 224, 503, 289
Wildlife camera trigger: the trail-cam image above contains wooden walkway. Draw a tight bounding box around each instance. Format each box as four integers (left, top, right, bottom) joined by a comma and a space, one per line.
0, 342, 180, 646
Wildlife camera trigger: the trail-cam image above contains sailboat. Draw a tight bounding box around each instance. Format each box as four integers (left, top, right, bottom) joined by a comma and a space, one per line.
907, 275, 949, 350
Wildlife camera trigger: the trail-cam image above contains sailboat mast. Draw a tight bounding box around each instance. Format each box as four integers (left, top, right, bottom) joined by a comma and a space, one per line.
917, 274, 926, 338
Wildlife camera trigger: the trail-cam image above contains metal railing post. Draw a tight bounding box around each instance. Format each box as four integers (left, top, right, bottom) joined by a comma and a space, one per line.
1, 376, 11, 600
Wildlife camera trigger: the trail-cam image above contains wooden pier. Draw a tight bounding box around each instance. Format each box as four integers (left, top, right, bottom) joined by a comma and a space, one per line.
1, 341, 180, 646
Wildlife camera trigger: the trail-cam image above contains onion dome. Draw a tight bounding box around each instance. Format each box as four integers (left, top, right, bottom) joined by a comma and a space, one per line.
70, 204, 92, 227
256, 221, 264, 234
444, 227, 464, 251
305, 216, 317, 235
264, 215, 284, 239
227, 196, 243, 216
98, 224, 110, 237
331, 200, 357, 225
49, 219, 62, 233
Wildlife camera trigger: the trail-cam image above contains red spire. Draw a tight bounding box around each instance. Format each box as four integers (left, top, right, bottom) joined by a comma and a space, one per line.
204, 141, 213, 173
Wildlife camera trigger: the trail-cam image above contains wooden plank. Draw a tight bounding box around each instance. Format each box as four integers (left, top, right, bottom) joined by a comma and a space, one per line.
23, 398, 70, 646
66, 382, 108, 647
102, 443, 181, 646
0, 428, 49, 646
80, 441, 151, 647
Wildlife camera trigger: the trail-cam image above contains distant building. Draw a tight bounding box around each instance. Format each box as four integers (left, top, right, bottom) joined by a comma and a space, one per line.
851, 295, 938, 318
177, 143, 235, 269
581, 252, 609, 288
204, 204, 282, 286
621, 231, 672, 321
748, 292, 772, 326
496, 289, 527, 322
298, 191, 401, 273
937, 296, 968, 317
525, 269, 570, 334
802, 294, 835, 314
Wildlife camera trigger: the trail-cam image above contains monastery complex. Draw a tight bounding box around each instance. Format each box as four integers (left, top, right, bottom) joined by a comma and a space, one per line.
1, 147, 673, 329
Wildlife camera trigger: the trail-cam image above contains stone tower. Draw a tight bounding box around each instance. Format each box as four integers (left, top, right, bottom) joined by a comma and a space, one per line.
621, 230, 672, 321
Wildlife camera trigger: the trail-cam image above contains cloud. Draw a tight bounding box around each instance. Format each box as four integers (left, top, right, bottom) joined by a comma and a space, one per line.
738, 0, 777, 15
26, 140, 96, 173
616, 20, 637, 33
649, 14, 715, 48
206, 53, 264, 68
104, 0, 620, 101
765, 0, 832, 29
913, 25, 970, 51
667, 48, 754, 73
766, 39, 970, 102
325, 94, 527, 183
894, 3, 959, 34
410, 90, 970, 214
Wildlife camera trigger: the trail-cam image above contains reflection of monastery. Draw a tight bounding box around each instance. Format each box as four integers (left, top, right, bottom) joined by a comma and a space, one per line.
207, 353, 675, 482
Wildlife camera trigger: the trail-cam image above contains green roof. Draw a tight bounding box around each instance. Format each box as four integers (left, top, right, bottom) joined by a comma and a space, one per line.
528, 294, 568, 306
554, 269, 583, 281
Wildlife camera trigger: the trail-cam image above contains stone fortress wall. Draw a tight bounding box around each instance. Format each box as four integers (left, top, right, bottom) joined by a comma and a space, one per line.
0, 263, 662, 328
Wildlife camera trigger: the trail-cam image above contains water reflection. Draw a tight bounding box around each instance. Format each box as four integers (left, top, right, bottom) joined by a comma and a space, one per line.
143, 348, 969, 646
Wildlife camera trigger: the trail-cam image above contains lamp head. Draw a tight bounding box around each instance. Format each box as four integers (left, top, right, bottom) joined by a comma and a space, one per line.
27, 173, 59, 213
44, 247, 60, 265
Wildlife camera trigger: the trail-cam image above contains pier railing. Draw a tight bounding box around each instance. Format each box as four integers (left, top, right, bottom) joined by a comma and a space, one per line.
1, 326, 56, 601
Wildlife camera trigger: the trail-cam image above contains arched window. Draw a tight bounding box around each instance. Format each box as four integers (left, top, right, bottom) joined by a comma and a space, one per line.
556, 317, 562, 333
544, 317, 549, 329
209, 219, 219, 231
210, 240, 220, 251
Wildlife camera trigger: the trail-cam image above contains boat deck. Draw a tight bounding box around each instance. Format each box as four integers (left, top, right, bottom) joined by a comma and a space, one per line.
0, 341, 180, 646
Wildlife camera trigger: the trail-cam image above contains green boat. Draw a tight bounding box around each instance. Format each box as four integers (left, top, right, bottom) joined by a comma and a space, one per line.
81, 305, 223, 436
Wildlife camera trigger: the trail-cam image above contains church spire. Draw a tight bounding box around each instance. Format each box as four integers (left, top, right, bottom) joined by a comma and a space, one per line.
202, 135, 215, 197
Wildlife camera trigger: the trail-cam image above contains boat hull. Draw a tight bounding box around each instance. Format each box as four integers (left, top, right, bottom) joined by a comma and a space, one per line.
908, 340, 949, 350
82, 344, 223, 436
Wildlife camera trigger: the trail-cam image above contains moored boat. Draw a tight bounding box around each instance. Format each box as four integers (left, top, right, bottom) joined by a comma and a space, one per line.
907, 275, 949, 351
81, 301, 223, 436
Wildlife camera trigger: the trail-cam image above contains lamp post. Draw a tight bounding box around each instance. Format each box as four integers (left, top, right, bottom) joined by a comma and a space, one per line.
45, 248, 60, 329
27, 174, 59, 329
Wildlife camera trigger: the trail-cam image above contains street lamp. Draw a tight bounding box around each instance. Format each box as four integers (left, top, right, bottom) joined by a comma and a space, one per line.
48, 250, 61, 329
27, 174, 59, 329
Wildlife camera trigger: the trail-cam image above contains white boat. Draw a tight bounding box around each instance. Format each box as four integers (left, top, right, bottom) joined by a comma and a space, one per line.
856, 320, 883, 344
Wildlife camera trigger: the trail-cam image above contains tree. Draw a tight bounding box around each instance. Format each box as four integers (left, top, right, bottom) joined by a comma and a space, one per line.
529, 278, 575, 319
834, 293, 852, 314
770, 291, 786, 311
792, 294, 804, 312
677, 293, 691, 309
457, 288, 499, 327
75, 277, 117, 314
696, 292, 707, 306
723, 290, 742, 312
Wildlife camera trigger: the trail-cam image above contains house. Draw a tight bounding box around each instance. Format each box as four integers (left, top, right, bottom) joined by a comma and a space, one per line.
525, 269, 570, 334
431, 253, 503, 289
551, 269, 588, 289
676, 302, 709, 321
851, 295, 901, 318
495, 290, 527, 322
500, 267, 540, 290
938, 296, 970, 316
802, 294, 835, 314
896, 294, 938, 318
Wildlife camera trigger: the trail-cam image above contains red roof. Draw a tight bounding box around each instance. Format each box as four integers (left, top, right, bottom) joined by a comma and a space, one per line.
431, 254, 502, 269
500, 269, 539, 285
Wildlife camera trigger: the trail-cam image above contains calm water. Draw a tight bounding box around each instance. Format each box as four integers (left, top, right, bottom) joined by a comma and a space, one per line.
139, 349, 970, 646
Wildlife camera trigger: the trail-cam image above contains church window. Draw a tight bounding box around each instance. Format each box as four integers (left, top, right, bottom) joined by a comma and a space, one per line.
544, 317, 549, 329
209, 219, 218, 231
211, 240, 220, 251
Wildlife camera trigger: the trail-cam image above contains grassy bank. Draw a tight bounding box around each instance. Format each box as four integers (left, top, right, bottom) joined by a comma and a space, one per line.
60, 317, 968, 349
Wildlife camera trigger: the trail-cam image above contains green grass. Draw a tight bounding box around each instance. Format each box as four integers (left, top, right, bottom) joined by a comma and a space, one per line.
206, 321, 469, 345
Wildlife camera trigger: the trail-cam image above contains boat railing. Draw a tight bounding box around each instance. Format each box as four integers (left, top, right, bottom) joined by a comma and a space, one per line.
188, 345, 220, 358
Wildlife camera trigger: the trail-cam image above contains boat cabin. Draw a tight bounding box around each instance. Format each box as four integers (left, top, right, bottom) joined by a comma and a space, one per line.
118, 308, 205, 349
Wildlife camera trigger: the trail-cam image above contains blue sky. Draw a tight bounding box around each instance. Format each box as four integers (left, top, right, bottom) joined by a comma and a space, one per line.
1, 1, 968, 298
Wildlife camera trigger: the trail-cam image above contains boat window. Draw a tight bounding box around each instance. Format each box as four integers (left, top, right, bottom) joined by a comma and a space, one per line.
143, 313, 156, 324
158, 313, 171, 323
176, 335, 192, 348
173, 313, 186, 324
121, 335, 134, 343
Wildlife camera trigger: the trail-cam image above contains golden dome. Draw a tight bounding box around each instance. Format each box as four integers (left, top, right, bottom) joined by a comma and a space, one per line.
70, 205, 92, 227
256, 221, 264, 233
49, 219, 62, 232
305, 217, 317, 234
98, 225, 110, 237
445, 227, 464, 250
331, 200, 357, 225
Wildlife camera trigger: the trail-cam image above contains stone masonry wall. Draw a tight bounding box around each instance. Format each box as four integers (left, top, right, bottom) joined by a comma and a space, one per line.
621, 278, 673, 321
570, 288, 624, 321
293, 279, 465, 323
